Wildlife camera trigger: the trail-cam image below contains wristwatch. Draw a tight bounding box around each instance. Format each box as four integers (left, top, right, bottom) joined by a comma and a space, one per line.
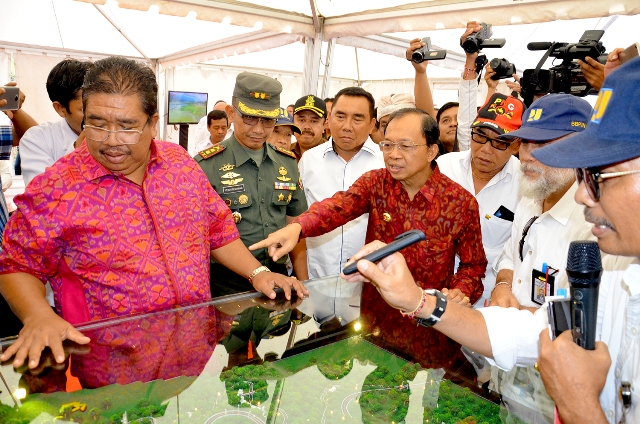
248, 265, 270, 284
415, 289, 448, 328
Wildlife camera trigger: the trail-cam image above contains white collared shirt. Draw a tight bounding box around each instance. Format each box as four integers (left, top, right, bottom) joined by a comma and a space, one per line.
20, 119, 77, 186
298, 138, 384, 278
437, 150, 521, 307
194, 115, 233, 153
495, 183, 595, 308
479, 255, 640, 423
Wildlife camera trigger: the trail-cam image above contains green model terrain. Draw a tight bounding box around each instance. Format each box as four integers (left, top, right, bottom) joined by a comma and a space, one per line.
0, 336, 520, 423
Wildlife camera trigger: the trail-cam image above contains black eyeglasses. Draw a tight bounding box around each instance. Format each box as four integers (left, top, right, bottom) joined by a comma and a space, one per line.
519, 215, 538, 261
471, 130, 512, 151
575, 167, 640, 202
234, 107, 276, 128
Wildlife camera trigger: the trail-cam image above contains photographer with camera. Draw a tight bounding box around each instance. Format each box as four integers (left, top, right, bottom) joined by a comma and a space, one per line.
407, 38, 463, 154
456, 21, 510, 151
484, 62, 522, 102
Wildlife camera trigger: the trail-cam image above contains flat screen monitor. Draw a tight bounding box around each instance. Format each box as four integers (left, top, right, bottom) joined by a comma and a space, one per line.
167, 91, 208, 125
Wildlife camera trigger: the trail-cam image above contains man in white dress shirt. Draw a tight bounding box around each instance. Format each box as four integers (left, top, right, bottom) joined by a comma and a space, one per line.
438, 93, 524, 307
20, 59, 91, 186
194, 100, 234, 152
344, 57, 640, 424
298, 87, 384, 279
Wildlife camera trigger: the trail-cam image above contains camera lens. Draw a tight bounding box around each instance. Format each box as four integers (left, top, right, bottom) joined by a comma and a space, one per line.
462, 36, 481, 54
412, 50, 425, 63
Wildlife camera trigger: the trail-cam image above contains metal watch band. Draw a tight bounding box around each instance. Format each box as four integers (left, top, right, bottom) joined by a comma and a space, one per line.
248, 265, 270, 284
415, 289, 448, 328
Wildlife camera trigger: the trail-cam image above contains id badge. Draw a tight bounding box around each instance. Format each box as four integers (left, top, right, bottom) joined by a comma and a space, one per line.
531, 269, 555, 305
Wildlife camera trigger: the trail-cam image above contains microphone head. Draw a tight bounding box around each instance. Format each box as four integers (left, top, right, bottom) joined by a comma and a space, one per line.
567, 241, 601, 272
527, 41, 553, 51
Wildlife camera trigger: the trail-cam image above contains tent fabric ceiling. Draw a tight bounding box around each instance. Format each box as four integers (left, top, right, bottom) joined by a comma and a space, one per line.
1, 0, 639, 93
1, 0, 638, 73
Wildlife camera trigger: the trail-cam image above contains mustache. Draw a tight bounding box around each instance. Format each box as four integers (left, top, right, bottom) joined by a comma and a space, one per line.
520, 162, 543, 175
100, 147, 130, 155
583, 207, 615, 230
301, 130, 315, 136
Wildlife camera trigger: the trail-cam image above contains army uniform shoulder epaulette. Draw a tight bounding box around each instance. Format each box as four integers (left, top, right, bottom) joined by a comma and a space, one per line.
269, 144, 296, 159
197, 145, 225, 160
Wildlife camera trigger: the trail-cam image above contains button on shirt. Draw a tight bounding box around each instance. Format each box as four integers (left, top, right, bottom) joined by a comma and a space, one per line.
195, 135, 307, 265
294, 166, 486, 302
438, 150, 521, 306
0, 140, 240, 324
479, 255, 638, 424
298, 139, 384, 278
20, 119, 77, 186
495, 183, 595, 308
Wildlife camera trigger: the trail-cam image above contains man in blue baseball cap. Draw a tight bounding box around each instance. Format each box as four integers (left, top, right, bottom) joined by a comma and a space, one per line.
337, 56, 640, 424
483, 92, 597, 421
491, 94, 594, 311
531, 56, 640, 424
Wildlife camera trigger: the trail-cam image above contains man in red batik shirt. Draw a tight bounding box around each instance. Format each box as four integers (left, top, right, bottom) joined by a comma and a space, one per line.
252, 107, 485, 302
251, 108, 486, 363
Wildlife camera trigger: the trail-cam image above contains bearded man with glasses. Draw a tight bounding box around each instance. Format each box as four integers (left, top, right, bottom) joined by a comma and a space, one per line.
482, 93, 597, 421
0, 58, 308, 370
195, 72, 308, 296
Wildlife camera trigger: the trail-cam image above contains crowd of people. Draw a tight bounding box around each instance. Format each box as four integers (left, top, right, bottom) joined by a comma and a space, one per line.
0, 19, 638, 424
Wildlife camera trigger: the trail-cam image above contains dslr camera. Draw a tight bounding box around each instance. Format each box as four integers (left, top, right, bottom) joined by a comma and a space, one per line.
461, 23, 506, 54
521, 29, 607, 106
489, 58, 517, 80
411, 37, 447, 63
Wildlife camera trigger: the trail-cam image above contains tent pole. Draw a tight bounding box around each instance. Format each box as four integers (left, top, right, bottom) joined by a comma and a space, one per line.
321, 38, 335, 99
355, 48, 361, 87
93, 4, 151, 62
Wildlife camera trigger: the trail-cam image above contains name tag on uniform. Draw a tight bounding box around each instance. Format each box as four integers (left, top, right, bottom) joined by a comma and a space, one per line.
223, 184, 245, 194
274, 182, 297, 191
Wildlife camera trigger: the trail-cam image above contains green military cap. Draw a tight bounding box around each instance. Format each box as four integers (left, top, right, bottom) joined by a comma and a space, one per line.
233, 72, 282, 119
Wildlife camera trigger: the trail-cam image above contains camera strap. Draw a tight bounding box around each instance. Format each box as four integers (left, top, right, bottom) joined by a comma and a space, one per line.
523, 43, 557, 106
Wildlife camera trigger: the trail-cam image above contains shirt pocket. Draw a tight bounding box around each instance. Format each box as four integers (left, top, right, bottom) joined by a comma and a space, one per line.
272, 191, 292, 207
482, 215, 514, 248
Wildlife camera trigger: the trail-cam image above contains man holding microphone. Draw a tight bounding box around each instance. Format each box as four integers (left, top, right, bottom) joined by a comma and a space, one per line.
341, 57, 640, 424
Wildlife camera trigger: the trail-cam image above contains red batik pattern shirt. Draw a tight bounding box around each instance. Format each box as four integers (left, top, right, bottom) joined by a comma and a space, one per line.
0, 140, 239, 324
294, 166, 486, 302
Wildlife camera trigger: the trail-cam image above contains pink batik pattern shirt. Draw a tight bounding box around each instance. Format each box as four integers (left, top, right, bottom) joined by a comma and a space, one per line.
0, 140, 239, 324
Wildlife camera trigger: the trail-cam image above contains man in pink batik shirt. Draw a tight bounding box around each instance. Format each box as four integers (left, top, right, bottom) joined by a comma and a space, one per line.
0, 57, 307, 370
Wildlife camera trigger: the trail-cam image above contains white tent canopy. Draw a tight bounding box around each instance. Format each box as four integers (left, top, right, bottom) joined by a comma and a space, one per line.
1, 0, 638, 152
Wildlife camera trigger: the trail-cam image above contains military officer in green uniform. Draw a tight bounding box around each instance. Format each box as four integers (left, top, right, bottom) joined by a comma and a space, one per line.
195, 72, 309, 296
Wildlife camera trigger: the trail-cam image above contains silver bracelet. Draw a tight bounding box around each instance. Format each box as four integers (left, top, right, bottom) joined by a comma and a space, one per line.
493, 281, 512, 291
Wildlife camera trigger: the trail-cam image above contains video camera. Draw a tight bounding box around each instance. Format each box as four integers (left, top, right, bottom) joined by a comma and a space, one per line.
411, 37, 447, 63
521, 29, 608, 106
489, 58, 517, 80
461, 23, 506, 54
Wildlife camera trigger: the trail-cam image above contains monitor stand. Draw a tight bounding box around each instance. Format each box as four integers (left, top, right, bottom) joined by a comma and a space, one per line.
178, 124, 189, 150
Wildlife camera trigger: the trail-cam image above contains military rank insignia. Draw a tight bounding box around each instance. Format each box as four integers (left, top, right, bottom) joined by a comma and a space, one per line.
274, 182, 297, 190
273, 146, 296, 159
198, 145, 225, 159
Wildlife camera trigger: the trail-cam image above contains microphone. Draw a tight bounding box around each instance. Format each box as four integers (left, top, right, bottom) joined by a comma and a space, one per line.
566, 240, 602, 350
527, 42, 553, 51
